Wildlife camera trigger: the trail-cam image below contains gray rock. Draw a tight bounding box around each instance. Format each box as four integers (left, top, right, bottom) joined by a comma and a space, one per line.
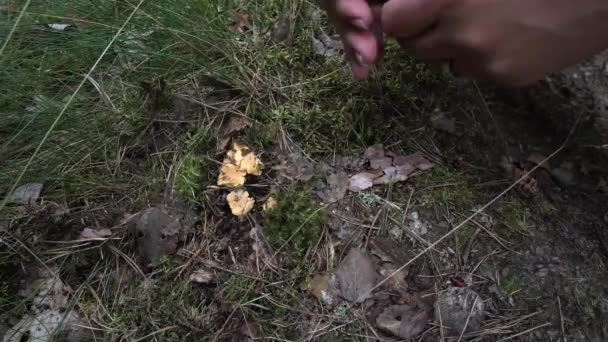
434, 287, 485, 337
131, 206, 193, 265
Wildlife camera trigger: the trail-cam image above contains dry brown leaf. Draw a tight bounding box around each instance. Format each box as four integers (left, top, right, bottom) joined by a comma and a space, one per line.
216, 115, 252, 152
430, 111, 460, 135
227, 190, 255, 217
349, 170, 383, 192
393, 152, 434, 171
527, 152, 550, 170
364, 144, 385, 160
308, 273, 337, 305
79, 228, 112, 240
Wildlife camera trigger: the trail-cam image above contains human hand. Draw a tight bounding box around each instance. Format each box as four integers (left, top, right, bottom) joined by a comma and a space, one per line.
321, 0, 384, 79
381, 0, 608, 86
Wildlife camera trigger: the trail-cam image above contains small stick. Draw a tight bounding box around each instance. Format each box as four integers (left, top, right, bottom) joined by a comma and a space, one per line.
497, 322, 552, 341
558, 296, 567, 342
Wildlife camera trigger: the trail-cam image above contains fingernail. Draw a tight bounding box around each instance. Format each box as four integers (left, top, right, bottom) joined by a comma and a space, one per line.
352, 19, 368, 31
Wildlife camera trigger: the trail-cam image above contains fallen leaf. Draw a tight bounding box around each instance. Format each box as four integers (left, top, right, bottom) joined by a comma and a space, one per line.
9, 183, 43, 205
318, 171, 349, 203
239, 319, 261, 341
263, 197, 277, 211
370, 157, 393, 170
393, 152, 434, 171
527, 152, 550, 170
5, 310, 82, 342
598, 177, 608, 193
335, 248, 378, 303
364, 144, 385, 160
270, 16, 290, 44
430, 112, 460, 135
434, 287, 484, 337
276, 151, 315, 182
189, 269, 214, 284
349, 171, 382, 192
79, 227, 112, 240
216, 115, 252, 152
311, 32, 342, 57
227, 190, 255, 217
229, 10, 251, 32
308, 273, 337, 305
376, 305, 429, 339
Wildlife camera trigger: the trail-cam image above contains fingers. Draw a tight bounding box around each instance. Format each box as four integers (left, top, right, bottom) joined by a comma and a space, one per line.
382, 0, 448, 38
323, 0, 374, 28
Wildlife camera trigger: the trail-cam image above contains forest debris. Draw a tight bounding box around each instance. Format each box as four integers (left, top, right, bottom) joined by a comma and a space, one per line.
308, 273, 338, 305
335, 248, 378, 303
227, 190, 255, 217
317, 171, 349, 203
218, 143, 263, 187
376, 304, 429, 339
239, 319, 261, 341
7, 270, 85, 342
9, 183, 43, 205
551, 167, 576, 187
189, 269, 214, 284
527, 152, 551, 170
270, 16, 291, 44
312, 32, 342, 57
349, 171, 381, 192
216, 115, 252, 152
434, 287, 484, 337
364, 144, 385, 160
276, 151, 314, 182
79, 227, 112, 240
431, 111, 460, 135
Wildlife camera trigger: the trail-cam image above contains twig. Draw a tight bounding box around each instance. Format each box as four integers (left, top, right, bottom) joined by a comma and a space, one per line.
558, 296, 567, 342
457, 295, 480, 342
497, 322, 552, 341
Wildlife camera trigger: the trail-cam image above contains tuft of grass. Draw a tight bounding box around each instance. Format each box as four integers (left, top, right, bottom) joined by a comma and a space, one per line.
575, 286, 600, 320
174, 153, 208, 203
263, 190, 325, 258
500, 275, 522, 298
495, 197, 528, 239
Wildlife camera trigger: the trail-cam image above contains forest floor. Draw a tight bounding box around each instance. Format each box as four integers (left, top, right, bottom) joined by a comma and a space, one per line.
1, 1, 607, 341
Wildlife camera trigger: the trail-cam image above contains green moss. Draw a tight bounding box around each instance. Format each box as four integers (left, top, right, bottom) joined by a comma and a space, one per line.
575, 286, 600, 320
500, 275, 522, 297
175, 153, 208, 203
263, 190, 325, 258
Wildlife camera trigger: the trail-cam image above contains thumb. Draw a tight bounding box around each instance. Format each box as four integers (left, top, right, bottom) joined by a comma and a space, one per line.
381, 0, 447, 38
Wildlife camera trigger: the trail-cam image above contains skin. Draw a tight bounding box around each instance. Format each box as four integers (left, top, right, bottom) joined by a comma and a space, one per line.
324, 0, 608, 86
